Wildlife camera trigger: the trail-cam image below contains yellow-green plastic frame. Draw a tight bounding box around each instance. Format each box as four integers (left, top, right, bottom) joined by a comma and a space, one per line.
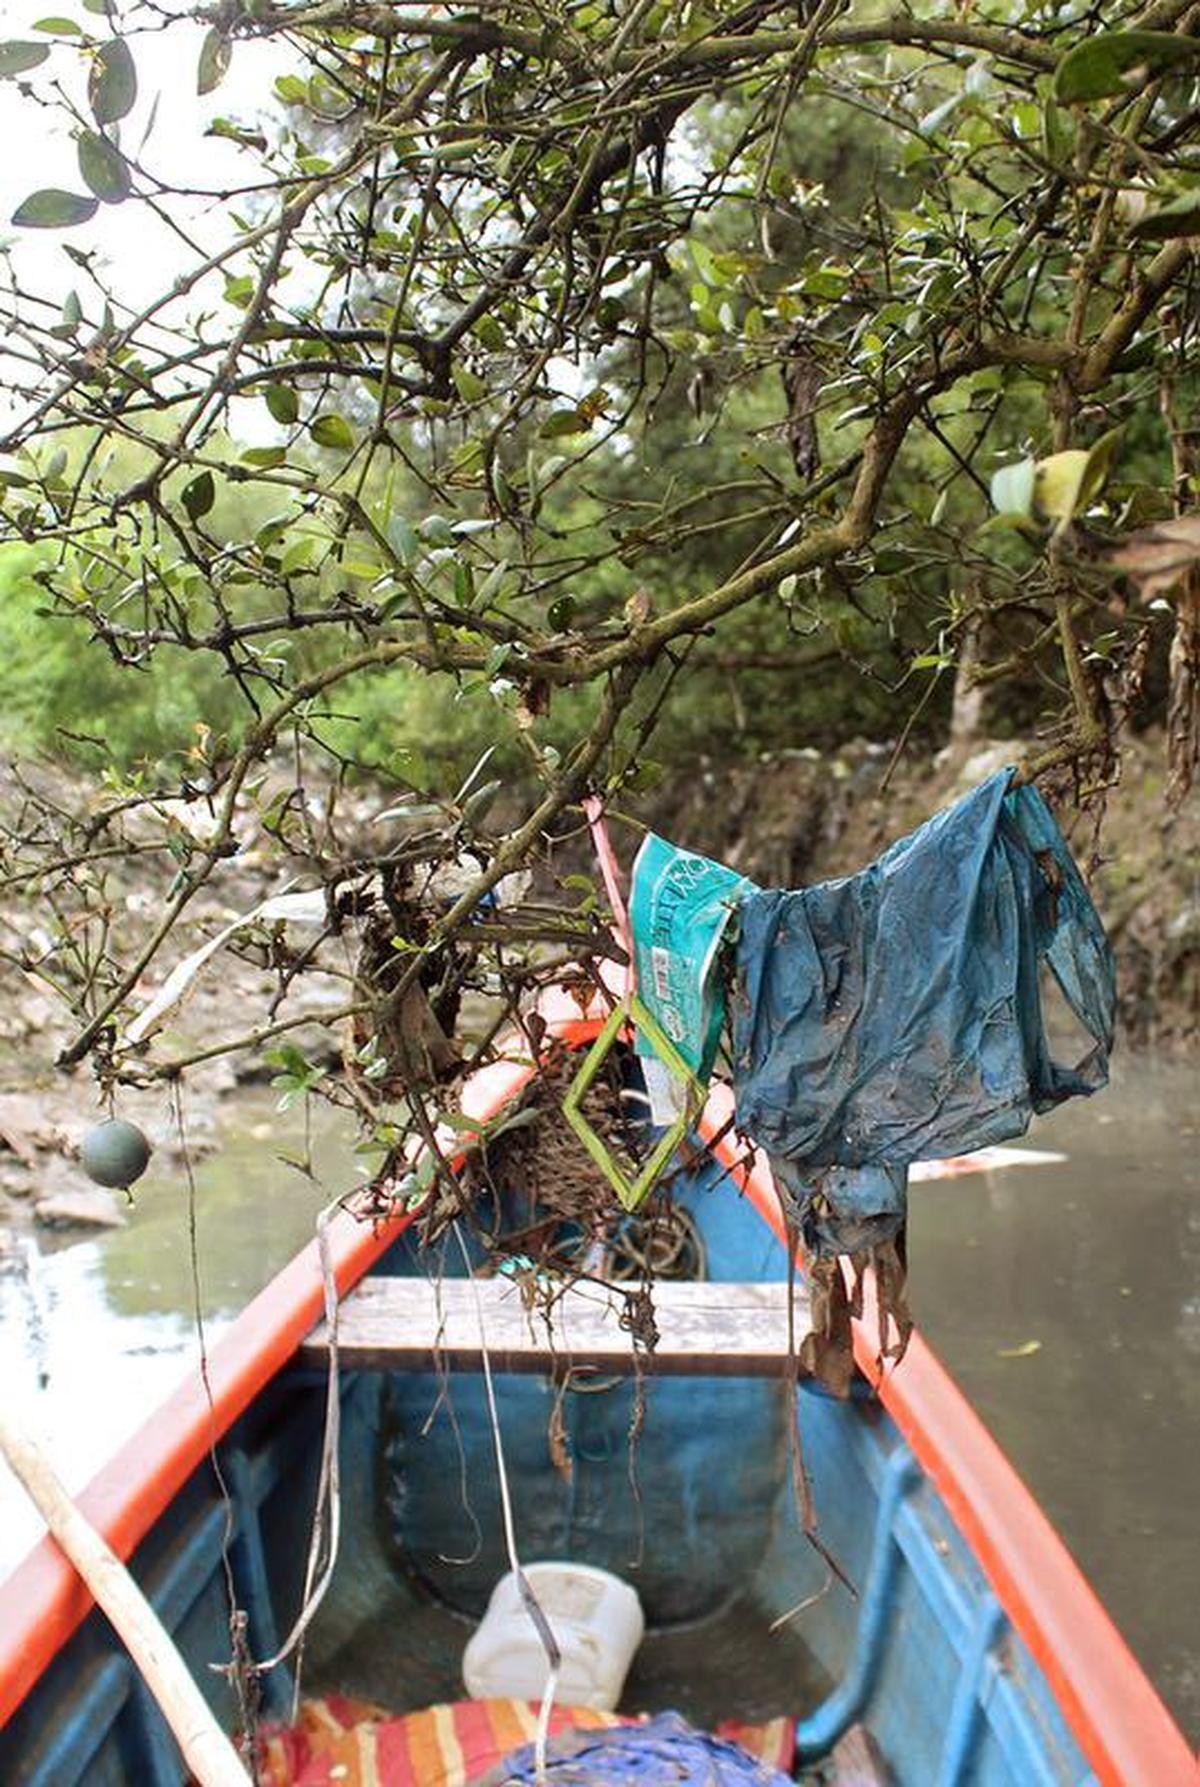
562, 997, 699, 1211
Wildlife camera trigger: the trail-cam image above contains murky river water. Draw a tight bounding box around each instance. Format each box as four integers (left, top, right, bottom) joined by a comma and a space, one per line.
908, 1056, 1200, 1745
0, 1063, 1196, 1744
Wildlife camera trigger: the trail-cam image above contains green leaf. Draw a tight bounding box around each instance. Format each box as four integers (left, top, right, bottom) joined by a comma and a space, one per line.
547, 594, 576, 630
1075, 427, 1122, 509
376, 586, 408, 622
1130, 189, 1200, 241
625, 758, 664, 793
919, 92, 962, 138
387, 515, 420, 565
281, 537, 314, 574
690, 238, 719, 285
1034, 450, 1090, 521
274, 73, 308, 104
539, 409, 588, 438
0, 40, 51, 76
89, 36, 136, 123
473, 315, 505, 351
33, 17, 82, 33
265, 1041, 309, 1078
419, 513, 454, 546
872, 549, 911, 576
448, 437, 485, 484
1034, 430, 1120, 525
197, 26, 231, 97
802, 267, 849, 301
990, 457, 1036, 519
1042, 101, 1074, 165
181, 469, 215, 521
241, 445, 287, 468
452, 363, 487, 403
309, 413, 355, 451
77, 129, 131, 202
11, 188, 99, 228
264, 383, 299, 425
461, 778, 501, 826
474, 559, 507, 608
1054, 30, 1200, 104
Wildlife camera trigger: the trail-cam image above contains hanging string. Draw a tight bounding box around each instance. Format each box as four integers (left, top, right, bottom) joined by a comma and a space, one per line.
582, 794, 635, 999
251, 1199, 342, 1716
453, 1221, 560, 1785
174, 1081, 261, 1774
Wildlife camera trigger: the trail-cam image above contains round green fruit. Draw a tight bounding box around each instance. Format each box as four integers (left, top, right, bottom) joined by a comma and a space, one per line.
80, 1118, 152, 1189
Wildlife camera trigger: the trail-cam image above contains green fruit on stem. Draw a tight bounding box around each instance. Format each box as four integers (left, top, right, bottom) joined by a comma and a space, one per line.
80, 1118, 152, 1189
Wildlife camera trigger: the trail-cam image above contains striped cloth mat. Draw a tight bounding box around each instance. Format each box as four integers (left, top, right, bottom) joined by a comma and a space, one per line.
259, 1694, 795, 1785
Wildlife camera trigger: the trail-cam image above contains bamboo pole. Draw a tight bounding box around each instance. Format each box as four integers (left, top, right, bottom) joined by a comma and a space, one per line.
0, 1406, 249, 1786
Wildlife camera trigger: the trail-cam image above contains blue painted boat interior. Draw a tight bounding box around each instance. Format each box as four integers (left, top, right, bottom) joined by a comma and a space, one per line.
0, 1145, 1100, 1785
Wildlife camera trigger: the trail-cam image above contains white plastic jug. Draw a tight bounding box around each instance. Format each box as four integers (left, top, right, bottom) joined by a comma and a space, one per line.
462, 1562, 645, 1711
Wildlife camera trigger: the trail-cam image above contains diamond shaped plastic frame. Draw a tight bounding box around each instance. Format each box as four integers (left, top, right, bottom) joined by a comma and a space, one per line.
562, 996, 699, 1212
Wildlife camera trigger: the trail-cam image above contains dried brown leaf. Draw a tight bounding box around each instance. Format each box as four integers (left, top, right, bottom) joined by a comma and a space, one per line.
1110, 512, 1200, 603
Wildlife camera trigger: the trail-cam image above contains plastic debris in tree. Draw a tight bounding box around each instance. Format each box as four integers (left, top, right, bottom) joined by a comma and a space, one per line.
562, 800, 699, 1210
628, 832, 754, 1124
731, 771, 1115, 1383
563, 999, 698, 1211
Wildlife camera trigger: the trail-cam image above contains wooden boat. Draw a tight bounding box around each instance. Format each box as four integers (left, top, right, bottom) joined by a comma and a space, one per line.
0, 988, 1191, 1785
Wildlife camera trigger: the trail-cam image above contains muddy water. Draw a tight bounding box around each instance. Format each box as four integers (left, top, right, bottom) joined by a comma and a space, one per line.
0, 1063, 1195, 1743
0, 1092, 344, 1561
908, 1057, 1200, 1744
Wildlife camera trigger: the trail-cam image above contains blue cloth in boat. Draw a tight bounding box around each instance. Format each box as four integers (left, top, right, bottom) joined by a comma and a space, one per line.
473, 1709, 793, 1784
731, 771, 1115, 1256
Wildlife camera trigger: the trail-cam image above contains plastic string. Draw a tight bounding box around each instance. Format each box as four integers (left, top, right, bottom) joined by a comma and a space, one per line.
253, 1199, 342, 1713
453, 1222, 561, 1785
582, 794, 635, 991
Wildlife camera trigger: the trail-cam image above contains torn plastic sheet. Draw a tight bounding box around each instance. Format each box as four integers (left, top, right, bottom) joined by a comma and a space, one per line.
732, 771, 1115, 1260
628, 832, 755, 1122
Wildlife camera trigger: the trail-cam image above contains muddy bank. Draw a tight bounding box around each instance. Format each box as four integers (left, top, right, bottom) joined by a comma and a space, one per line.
643, 727, 1198, 1055
0, 756, 355, 1237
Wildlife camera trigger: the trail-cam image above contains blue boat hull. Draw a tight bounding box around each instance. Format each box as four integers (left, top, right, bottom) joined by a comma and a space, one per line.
0, 1146, 1112, 1785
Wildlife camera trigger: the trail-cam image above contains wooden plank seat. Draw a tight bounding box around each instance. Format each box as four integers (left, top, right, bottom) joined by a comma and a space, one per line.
300, 1277, 812, 1377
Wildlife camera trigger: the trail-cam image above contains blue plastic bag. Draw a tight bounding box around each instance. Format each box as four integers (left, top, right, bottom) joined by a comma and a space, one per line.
731, 771, 1115, 1255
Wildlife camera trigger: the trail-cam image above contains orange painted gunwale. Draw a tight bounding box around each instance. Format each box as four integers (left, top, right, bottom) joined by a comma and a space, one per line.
0, 993, 597, 1732
0, 1005, 1192, 1786
696, 1081, 1195, 1787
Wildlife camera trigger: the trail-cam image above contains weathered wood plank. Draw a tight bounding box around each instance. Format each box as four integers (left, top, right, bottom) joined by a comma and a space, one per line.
299, 1277, 812, 1377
